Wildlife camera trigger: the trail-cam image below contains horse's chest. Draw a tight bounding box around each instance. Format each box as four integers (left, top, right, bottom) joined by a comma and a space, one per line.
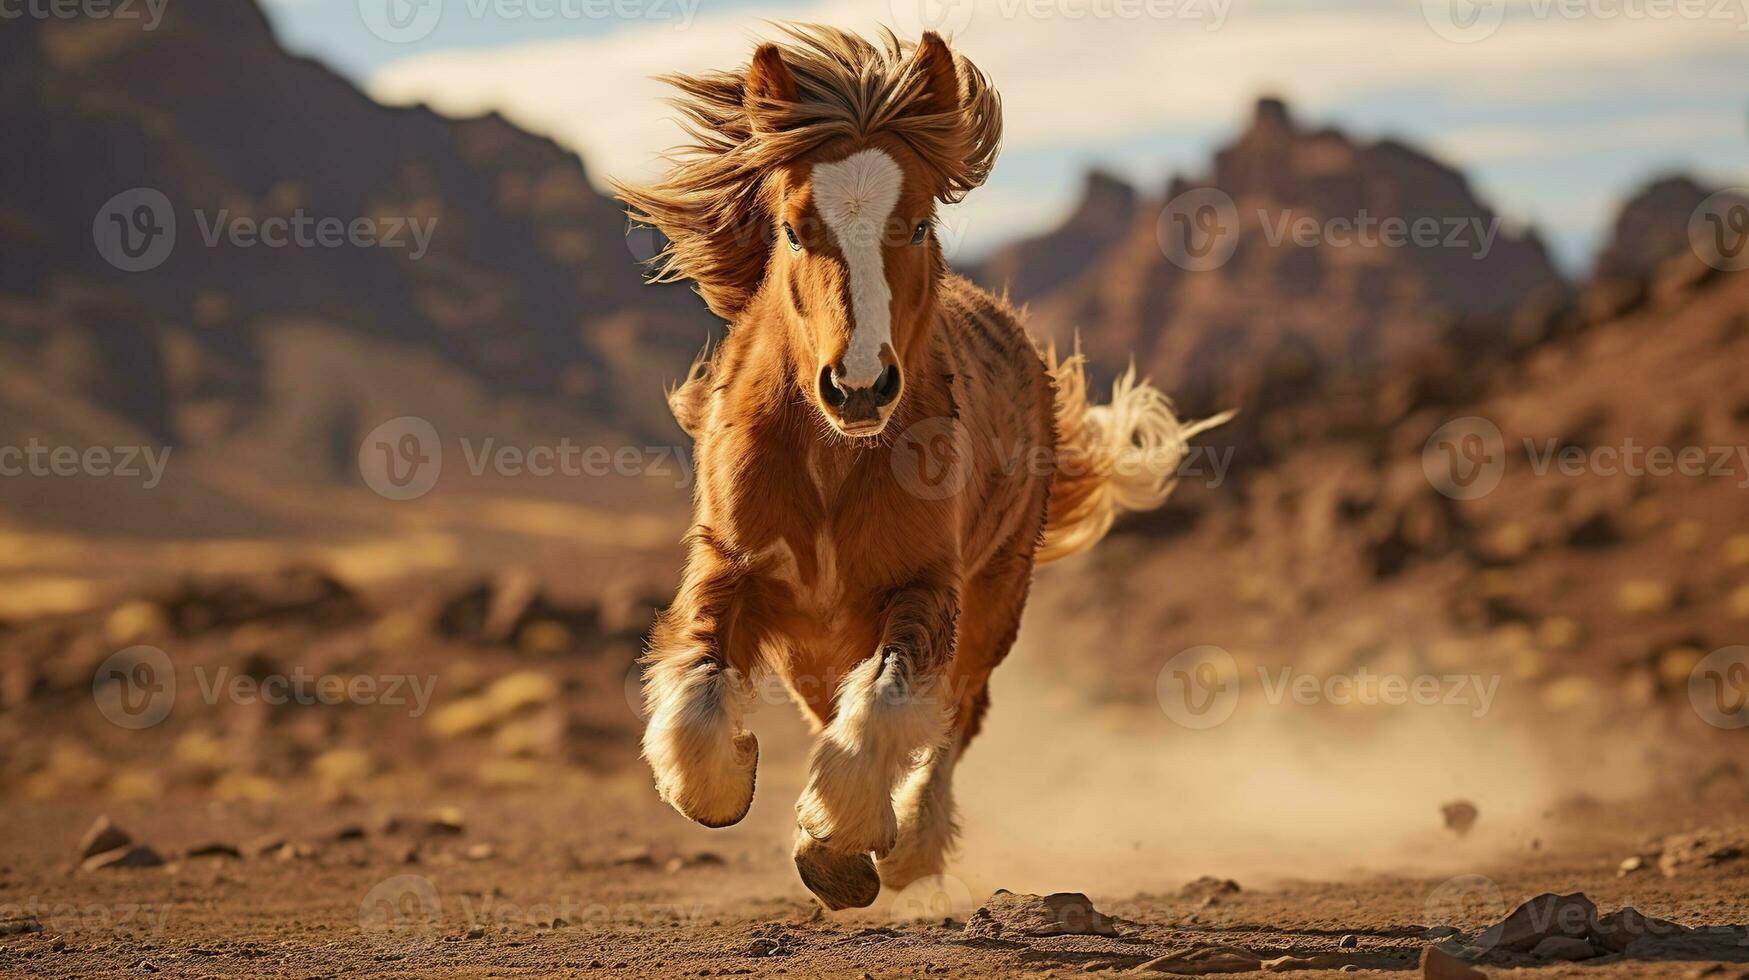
765, 528, 846, 619
754, 522, 892, 667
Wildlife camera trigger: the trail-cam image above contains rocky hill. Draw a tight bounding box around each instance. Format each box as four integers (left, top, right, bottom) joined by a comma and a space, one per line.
2, 1, 1737, 596
1026, 187, 1748, 746
0, 0, 713, 533
972, 98, 1567, 436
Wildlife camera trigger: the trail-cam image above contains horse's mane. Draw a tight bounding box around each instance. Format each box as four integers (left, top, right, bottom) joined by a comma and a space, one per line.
613, 24, 1003, 320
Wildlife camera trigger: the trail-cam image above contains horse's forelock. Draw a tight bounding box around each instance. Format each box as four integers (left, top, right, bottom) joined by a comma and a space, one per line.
612, 24, 1002, 322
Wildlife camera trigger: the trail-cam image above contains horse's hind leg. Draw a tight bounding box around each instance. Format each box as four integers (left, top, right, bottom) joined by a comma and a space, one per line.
642, 532, 761, 829
793, 571, 959, 910
877, 547, 1031, 891
874, 730, 966, 891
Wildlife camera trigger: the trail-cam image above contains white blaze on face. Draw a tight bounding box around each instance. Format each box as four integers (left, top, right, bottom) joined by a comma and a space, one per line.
811, 148, 903, 388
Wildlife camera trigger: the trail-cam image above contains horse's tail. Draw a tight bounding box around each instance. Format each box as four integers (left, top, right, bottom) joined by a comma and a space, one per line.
1037, 341, 1234, 564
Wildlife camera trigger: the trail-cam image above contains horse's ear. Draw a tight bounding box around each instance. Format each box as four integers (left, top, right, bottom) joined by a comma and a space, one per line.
912, 31, 960, 116
745, 43, 797, 110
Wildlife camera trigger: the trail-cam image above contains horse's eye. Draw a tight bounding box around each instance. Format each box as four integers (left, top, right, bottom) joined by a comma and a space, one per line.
910, 221, 929, 246
783, 223, 801, 252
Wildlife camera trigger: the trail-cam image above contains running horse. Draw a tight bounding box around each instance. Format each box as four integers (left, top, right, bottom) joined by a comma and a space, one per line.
615, 25, 1228, 910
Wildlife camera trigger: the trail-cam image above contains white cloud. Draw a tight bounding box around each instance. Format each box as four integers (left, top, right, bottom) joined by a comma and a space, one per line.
367, 0, 1741, 184
1434, 109, 1745, 163
361, 0, 1744, 267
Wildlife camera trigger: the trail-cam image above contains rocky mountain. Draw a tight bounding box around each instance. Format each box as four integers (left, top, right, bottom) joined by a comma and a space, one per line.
971, 98, 1567, 437
1593, 176, 1713, 284
1030, 227, 1747, 736
0, 0, 713, 533
1, 3, 1733, 561
976, 169, 1138, 308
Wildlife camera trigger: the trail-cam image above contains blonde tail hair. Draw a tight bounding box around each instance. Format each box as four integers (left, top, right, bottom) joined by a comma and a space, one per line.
1038, 342, 1234, 564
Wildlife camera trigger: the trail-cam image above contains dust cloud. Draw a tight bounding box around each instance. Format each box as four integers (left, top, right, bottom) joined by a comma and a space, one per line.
941, 635, 1657, 907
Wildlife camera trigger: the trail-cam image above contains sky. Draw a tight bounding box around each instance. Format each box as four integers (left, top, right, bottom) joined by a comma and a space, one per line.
261, 0, 1749, 271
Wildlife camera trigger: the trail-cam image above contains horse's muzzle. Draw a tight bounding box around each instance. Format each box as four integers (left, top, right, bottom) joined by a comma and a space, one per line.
818, 362, 901, 434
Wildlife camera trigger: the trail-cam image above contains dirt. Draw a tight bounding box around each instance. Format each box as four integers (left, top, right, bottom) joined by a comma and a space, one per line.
4, 782, 1748, 977
6, 5, 1747, 976
3, 568, 1747, 978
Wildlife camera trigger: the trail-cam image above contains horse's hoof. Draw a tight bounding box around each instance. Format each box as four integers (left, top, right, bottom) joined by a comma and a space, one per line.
793, 834, 881, 910
658, 731, 759, 829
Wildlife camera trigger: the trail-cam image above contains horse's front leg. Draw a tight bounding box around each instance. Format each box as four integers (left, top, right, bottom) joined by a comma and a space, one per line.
793, 572, 959, 909
641, 531, 760, 829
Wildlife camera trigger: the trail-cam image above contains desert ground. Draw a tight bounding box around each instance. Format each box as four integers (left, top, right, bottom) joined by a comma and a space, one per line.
7, 3, 1749, 976
2, 534, 1747, 979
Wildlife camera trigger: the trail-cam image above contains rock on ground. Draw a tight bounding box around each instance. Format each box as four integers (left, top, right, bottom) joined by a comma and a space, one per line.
1530, 935, 1598, 960
1420, 946, 1485, 979
1594, 907, 1690, 953
76, 815, 131, 860
1179, 876, 1242, 902
962, 890, 1119, 939
81, 845, 165, 872
1135, 945, 1261, 974
1476, 892, 1598, 952
1657, 828, 1747, 877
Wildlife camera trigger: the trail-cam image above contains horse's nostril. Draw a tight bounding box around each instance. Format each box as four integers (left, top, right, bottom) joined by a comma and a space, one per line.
873, 364, 901, 406
819, 365, 847, 409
